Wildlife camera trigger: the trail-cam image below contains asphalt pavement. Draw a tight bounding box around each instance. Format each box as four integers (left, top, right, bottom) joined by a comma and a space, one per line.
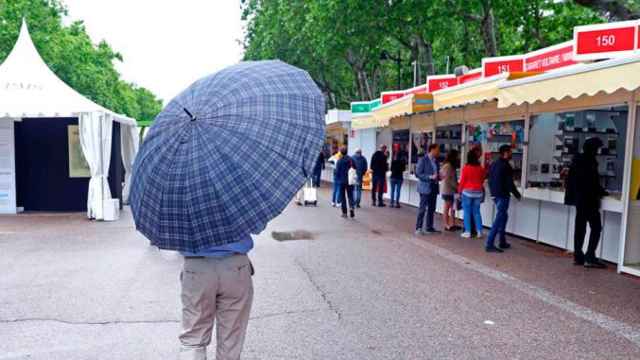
1, 188, 640, 359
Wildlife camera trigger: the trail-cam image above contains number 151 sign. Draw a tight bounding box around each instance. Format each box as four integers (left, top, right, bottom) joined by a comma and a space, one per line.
574, 20, 639, 61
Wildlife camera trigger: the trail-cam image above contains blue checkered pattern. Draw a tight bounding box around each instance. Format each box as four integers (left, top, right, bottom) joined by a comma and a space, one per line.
129, 61, 325, 252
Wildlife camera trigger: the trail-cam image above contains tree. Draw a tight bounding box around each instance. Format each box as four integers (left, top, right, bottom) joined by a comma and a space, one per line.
574, 0, 640, 20
0, 0, 162, 123
241, 0, 604, 107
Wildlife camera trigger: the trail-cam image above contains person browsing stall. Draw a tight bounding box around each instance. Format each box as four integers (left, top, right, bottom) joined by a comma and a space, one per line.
486, 145, 521, 252
415, 144, 441, 235
458, 150, 486, 240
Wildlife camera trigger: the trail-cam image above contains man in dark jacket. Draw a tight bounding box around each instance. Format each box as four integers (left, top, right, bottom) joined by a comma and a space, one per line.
370, 145, 388, 207
565, 137, 608, 268
335, 146, 356, 218
312, 151, 325, 187
351, 148, 368, 208
486, 145, 521, 252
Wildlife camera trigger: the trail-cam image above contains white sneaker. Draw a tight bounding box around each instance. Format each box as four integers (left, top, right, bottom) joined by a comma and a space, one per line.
179, 347, 207, 360
331, 202, 336, 207
461, 232, 471, 238
476, 231, 484, 239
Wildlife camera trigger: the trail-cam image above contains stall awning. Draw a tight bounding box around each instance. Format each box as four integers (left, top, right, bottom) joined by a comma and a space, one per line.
351, 113, 380, 130
498, 56, 640, 108
433, 72, 537, 111
371, 93, 433, 127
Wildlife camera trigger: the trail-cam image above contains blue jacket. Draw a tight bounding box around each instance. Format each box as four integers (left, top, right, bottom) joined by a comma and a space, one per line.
335, 155, 354, 185
352, 154, 368, 181
416, 155, 439, 195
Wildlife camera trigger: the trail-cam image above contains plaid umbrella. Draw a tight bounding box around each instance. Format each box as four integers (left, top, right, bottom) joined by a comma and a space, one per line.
129, 60, 325, 252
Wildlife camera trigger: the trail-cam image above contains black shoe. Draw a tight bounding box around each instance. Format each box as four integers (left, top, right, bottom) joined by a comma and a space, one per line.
356, 204, 361, 208
350, 209, 355, 218
485, 247, 504, 253
341, 213, 348, 218
425, 228, 440, 234
372, 202, 377, 207
379, 203, 386, 207
395, 204, 401, 208
574, 260, 585, 266
499, 242, 511, 249
584, 259, 607, 269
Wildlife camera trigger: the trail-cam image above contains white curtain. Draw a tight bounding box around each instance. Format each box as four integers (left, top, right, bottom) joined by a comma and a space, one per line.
120, 123, 138, 204
79, 111, 113, 220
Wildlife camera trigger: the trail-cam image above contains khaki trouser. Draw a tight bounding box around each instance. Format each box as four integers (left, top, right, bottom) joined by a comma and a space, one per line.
179, 254, 253, 360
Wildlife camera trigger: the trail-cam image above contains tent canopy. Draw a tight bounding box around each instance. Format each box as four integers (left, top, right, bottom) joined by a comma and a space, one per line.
0, 21, 135, 125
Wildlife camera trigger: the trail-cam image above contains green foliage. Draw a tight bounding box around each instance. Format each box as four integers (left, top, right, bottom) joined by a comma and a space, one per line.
242, 0, 605, 108
0, 0, 162, 123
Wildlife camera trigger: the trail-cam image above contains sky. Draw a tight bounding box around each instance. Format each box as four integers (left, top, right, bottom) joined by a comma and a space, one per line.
62, 0, 245, 103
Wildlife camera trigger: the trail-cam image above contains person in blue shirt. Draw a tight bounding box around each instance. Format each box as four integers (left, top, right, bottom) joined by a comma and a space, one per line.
178, 235, 254, 360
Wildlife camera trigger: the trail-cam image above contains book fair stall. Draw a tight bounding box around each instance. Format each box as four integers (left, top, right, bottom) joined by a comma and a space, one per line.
348, 19, 640, 276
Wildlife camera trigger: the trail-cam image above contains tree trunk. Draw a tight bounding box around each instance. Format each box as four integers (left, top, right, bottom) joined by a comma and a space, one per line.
480, 0, 498, 57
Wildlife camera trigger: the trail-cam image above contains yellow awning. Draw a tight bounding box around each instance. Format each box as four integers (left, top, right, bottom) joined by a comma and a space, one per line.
498, 56, 640, 108
371, 93, 433, 127
372, 95, 414, 126
351, 114, 381, 130
434, 72, 536, 111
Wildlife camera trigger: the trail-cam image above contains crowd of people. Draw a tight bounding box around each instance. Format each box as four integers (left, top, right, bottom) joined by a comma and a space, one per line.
313, 138, 608, 268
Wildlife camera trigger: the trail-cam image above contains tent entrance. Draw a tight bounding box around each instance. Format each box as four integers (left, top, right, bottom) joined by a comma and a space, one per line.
14, 118, 123, 212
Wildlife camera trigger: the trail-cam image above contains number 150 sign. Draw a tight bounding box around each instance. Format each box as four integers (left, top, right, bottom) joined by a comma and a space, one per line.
574, 20, 640, 61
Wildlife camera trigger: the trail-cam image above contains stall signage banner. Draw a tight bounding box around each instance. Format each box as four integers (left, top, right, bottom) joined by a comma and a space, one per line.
482, 56, 524, 77
457, 70, 482, 84
404, 84, 428, 95
427, 75, 458, 92
351, 101, 371, 114
525, 42, 576, 72
381, 91, 406, 104
351, 99, 381, 113
574, 21, 639, 60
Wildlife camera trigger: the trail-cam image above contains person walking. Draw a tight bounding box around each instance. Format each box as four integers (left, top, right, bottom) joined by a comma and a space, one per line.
335, 146, 356, 218
390, 152, 406, 208
458, 150, 486, 239
312, 151, 325, 188
440, 149, 460, 231
370, 145, 389, 207
352, 148, 368, 208
565, 137, 608, 268
415, 144, 441, 235
486, 145, 522, 252
328, 150, 343, 207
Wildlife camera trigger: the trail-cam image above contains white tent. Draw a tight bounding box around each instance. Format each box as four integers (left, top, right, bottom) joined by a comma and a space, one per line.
0, 21, 139, 219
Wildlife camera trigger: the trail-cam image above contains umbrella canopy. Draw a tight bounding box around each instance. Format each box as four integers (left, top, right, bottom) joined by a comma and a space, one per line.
129, 60, 325, 252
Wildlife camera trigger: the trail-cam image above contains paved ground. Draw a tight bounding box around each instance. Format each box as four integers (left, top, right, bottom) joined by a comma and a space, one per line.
2, 188, 640, 359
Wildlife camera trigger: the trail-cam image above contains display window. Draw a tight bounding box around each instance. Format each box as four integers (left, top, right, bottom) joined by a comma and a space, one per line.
436, 124, 463, 161
410, 131, 433, 174
466, 120, 525, 181
527, 106, 628, 196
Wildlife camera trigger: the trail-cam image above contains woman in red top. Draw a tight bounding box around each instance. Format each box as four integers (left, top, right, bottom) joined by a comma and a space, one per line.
458, 150, 487, 238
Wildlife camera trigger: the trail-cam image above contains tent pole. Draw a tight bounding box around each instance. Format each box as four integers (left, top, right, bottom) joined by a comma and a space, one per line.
99, 113, 104, 220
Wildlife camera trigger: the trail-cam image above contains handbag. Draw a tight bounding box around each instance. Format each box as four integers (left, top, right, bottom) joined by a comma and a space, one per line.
348, 168, 358, 186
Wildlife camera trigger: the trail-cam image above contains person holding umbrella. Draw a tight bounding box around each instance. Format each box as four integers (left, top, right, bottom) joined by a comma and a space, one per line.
130, 61, 325, 360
